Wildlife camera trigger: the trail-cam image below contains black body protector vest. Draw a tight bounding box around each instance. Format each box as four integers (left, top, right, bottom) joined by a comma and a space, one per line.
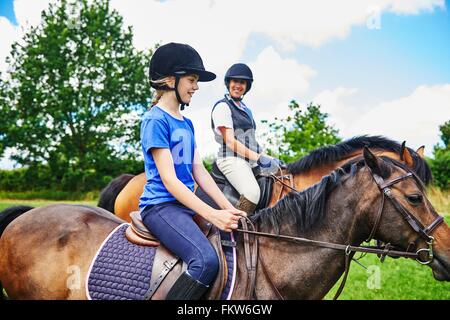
211, 95, 261, 162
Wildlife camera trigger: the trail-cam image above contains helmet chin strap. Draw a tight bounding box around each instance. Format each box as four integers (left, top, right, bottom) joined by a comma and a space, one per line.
227, 89, 244, 102
174, 76, 188, 111
163, 76, 188, 110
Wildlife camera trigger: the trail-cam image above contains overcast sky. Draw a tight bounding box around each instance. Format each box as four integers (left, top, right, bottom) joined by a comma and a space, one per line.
1, 0, 449, 169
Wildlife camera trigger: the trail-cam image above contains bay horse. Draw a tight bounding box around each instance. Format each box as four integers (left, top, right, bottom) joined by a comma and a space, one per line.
98, 135, 431, 222
0, 149, 448, 300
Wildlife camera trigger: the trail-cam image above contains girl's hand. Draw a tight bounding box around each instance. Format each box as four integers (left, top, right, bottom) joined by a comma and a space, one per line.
208, 209, 246, 232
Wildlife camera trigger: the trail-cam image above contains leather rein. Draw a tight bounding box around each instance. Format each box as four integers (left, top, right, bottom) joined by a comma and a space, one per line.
236, 169, 444, 300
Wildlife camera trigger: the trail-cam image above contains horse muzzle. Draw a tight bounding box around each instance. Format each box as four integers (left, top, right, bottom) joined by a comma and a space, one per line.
430, 252, 450, 281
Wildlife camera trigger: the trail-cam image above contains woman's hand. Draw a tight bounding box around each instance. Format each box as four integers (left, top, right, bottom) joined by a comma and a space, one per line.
257, 154, 285, 174
207, 208, 247, 232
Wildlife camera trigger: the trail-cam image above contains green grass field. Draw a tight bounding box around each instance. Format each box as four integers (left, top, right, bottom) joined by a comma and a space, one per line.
0, 199, 97, 211
325, 243, 450, 300
0, 194, 449, 300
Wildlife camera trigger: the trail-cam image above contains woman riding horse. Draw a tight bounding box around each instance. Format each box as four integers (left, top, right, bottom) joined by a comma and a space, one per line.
211, 63, 284, 214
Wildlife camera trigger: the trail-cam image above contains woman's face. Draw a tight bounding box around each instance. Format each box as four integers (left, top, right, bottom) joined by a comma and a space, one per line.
177, 74, 199, 104
228, 79, 247, 99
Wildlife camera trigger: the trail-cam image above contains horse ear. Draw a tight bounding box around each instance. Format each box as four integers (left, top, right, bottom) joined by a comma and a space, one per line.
416, 146, 425, 158
400, 141, 406, 160
399, 141, 414, 168
363, 146, 382, 176
402, 146, 414, 168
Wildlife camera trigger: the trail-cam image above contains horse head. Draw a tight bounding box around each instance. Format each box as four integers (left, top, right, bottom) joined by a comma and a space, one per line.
362, 147, 450, 281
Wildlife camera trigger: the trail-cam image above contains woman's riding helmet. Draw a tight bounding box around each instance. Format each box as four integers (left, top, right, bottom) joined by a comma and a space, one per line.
224, 63, 253, 95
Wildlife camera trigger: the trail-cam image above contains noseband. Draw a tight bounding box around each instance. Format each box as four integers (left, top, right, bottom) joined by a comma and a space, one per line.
236, 167, 445, 299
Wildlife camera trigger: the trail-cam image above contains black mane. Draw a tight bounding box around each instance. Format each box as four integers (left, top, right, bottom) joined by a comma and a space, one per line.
252, 157, 414, 234
286, 135, 432, 185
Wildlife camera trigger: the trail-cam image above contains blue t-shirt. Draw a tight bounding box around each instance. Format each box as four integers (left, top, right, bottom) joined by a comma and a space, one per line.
139, 106, 196, 209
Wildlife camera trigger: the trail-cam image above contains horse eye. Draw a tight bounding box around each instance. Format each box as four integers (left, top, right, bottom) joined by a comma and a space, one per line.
406, 194, 423, 206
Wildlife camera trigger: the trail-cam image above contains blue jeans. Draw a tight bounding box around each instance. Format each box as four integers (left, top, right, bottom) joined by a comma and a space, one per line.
141, 201, 219, 286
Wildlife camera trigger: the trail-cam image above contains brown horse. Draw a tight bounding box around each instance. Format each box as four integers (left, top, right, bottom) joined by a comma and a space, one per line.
0, 149, 448, 299
98, 135, 431, 222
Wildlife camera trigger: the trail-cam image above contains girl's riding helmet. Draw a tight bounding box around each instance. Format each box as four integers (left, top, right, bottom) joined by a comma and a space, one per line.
149, 43, 216, 108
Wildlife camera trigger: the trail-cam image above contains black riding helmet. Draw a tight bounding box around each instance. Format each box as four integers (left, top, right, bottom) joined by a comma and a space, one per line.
224, 63, 253, 99
149, 43, 216, 109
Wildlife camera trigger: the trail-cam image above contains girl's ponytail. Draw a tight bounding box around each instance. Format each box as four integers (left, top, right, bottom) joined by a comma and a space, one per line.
150, 77, 172, 108
151, 90, 164, 107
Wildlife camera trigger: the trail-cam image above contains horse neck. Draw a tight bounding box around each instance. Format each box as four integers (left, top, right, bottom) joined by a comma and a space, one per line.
244, 170, 376, 299
290, 150, 401, 192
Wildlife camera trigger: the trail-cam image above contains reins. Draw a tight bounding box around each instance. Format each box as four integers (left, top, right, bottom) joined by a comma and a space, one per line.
237, 224, 420, 259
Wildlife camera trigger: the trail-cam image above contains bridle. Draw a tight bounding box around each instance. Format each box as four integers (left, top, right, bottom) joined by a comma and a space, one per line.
366, 171, 443, 264
236, 167, 444, 300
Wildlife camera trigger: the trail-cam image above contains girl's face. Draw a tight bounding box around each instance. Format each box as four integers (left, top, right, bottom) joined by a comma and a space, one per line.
228, 79, 247, 99
177, 74, 199, 104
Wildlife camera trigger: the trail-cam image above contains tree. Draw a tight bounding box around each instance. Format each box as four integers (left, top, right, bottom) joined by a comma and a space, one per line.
0, 74, 7, 156
430, 120, 450, 190
262, 101, 341, 163
0, 0, 152, 190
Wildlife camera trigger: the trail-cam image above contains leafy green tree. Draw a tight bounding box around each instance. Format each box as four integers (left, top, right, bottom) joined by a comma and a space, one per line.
438, 120, 450, 147
262, 101, 341, 163
0, 74, 7, 156
430, 120, 450, 190
0, 0, 152, 190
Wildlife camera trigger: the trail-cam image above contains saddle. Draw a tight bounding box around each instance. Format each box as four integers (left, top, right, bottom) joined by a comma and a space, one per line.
208, 161, 274, 210
125, 211, 230, 300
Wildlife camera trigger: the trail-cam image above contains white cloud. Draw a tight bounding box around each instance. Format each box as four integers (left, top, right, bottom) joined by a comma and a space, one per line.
313, 87, 360, 129
1, 0, 445, 68
13, 0, 50, 27
109, 0, 445, 69
0, 0, 51, 76
248, 46, 316, 112
314, 84, 450, 156
0, 17, 20, 74
388, 0, 445, 14
1, 0, 445, 74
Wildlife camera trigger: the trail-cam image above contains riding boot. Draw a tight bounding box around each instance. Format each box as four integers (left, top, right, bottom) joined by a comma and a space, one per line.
165, 271, 209, 300
236, 195, 258, 215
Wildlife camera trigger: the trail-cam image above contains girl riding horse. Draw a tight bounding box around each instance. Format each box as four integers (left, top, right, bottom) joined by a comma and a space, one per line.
140, 42, 246, 299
